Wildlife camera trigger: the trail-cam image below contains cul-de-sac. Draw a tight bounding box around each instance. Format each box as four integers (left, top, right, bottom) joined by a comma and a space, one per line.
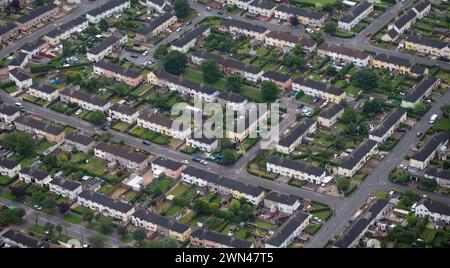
0, 0, 448, 249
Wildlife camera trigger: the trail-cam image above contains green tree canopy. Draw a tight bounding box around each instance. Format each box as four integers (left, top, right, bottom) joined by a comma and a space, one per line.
324, 21, 337, 33
164, 51, 187, 75
201, 60, 220, 84
2, 132, 36, 157
173, 0, 190, 19
225, 75, 243, 93
352, 69, 378, 90
261, 80, 280, 102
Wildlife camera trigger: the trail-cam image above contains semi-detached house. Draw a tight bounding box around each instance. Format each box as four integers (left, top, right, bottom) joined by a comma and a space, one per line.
317, 42, 371, 67
64, 132, 95, 153
109, 103, 139, 124
16, 3, 59, 30
264, 191, 301, 215
21, 38, 47, 56
131, 209, 192, 241
44, 17, 89, 46
171, 24, 210, 53
338, 0, 373, 31
425, 168, 450, 189
87, 34, 128, 62
337, 139, 378, 178
181, 166, 265, 205
217, 91, 248, 111
9, 68, 32, 90
369, 109, 407, 144
274, 4, 327, 27
292, 77, 347, 103
0, 159, 20, 178
409, 133, 448, 170
265, 212, 310, 248
318, 103, 344, 128
276, 118, 316, 154
414, 199, 450, 224
151, 157, 186, 179
77, 190, 135, 221
266, 156, 327, 184
137, 111, 191, 140
261, 71, 291, 90
135, 12, 177, 42
247, 0, 276, 17
14, 116, 65, 143
8, 52, 29, 70
264, 31, 316, 53
19, 167, 51, 186
94, 142, 150, 172
48, 177, 82, 200
0, 105, 20, 124
86, 0, 131, 24
219, 19, 268, 41
28, 83, 59, 102
401, 76, 440, 108
60, 88, 111, 112
190, 228, 253, 248
93, 61, 144, 87
185, 135, 219, 153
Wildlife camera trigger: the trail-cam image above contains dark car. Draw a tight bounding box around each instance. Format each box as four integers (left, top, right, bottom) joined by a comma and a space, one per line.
142, 140, 151, 145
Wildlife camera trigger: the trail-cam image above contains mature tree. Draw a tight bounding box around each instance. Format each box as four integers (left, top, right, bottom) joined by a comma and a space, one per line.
261, 80, 280, 102
173, 0, 190, 19
441, 105, 450, 119
85, 26, 100, 36
335, 178, 350, 193
324, 21, 337, 34
64, 71, 82, 84
110, 83, 132, 97
82, 210, 94, 222
87, 111, 106, 125
352, 69, 378, 90
201, 60, 220, 84
164, 51, 187, 75
117, 226, 128, 239
221, 149, 238, 165
132, 229, 146, 241
58, 203, 71, 215
99, 19, 110, 31
326, 66, 338, 76
88, 235, 107, 248
154, 44, 169, 58
2, 132, 36, 157
61, 40, 72, 57
7, 0, 21, 13
42, 154, 58, 170
333, 136, 347, 151
340, 108, 359, 124
41, 197, 57, 209
0, 208, 25, 227
363, 99, 383, 115
204, 33, 235, 53
290, 16, 299, 26
225, 75, 243, 93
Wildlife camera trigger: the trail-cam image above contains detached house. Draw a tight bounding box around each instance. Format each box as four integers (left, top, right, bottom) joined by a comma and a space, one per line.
77, 190, 135, 221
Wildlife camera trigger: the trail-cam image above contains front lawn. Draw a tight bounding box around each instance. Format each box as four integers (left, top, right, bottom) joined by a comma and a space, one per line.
0, 175, 16, 186
63, 214, 83, 224
111, 121, 130, 132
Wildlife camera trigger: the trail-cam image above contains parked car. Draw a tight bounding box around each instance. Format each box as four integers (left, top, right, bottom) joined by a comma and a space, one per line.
33, 205, 42, 210
142, 140, 151, 145
182, 160, 189, 165
14, 102, 22, 107
416, 132, 422, 137
75, 109, 82, 116
200, 159, 208, 165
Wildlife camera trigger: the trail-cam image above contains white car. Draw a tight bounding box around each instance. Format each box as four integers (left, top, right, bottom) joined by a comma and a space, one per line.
182, 160, 189, 165
200, 160, 208, 165
142, 51, 148, 56
14, 102, 22, 107
75, 109, 82, 116
176, 28, 181, 32
33, 205, 42, 210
